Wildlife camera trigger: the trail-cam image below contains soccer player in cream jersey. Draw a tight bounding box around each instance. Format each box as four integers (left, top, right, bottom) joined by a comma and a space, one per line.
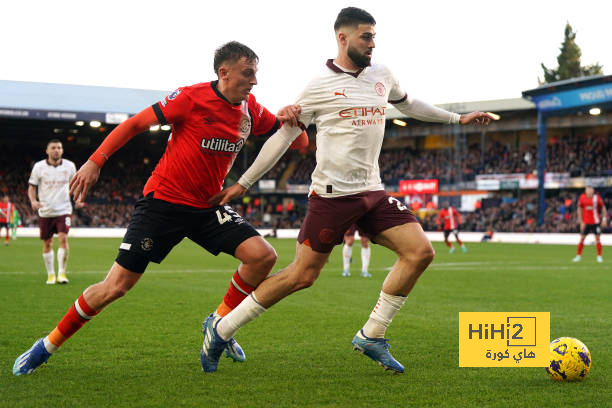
28, 140, 77, 284
204, 7, 497, 373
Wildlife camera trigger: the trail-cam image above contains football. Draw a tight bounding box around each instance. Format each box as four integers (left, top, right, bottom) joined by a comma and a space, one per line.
546, 337, 591, 381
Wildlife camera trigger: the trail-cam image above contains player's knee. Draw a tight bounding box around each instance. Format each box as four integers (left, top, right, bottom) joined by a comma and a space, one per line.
292, 266, 320, 290
106, 283, 130, 301
259, 247, 278, 271
401, 243, 435, 268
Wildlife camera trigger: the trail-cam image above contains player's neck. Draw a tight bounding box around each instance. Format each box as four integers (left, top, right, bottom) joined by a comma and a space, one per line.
47, 158, 62, 167
215, 81, 242, 105
333, 55, 360, 72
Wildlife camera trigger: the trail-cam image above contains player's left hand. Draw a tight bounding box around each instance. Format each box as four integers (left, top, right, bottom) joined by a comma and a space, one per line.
277, 104, 302, 127
459, 112, 499, 126
69, 160, 101, 205
208, 183, 247, 206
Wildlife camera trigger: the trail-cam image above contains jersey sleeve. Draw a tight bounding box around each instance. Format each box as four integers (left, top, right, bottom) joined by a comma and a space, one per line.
28, 163, 40, 186
151, 87, 194, 125
248, 94, 280, 137
294, 82, 317, 128
387, 67, 407, 104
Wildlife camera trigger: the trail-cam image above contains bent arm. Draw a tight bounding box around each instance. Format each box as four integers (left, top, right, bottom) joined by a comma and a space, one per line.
27, 184, 38, 206
238, 125, 303, 189
88, 106, 159, 168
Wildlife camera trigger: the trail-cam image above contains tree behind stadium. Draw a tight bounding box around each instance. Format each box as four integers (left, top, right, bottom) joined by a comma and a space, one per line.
540, 22, 603, 83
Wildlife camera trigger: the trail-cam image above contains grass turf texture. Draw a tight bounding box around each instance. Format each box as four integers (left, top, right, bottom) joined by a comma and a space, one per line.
1, 238, 609, 407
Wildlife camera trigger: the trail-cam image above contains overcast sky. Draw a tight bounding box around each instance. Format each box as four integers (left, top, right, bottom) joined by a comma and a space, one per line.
2, 0, 611, 111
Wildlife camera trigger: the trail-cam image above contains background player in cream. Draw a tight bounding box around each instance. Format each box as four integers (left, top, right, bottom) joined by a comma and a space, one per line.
342, 224, 372, 278
204, 7, 497, 373
28, 139, 77, 284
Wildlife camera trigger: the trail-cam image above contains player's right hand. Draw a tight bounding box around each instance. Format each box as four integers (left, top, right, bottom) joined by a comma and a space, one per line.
208, 183, 247, 206
31, 201, 42, 211
277, 104, 302, 127
69, 160, 101, 205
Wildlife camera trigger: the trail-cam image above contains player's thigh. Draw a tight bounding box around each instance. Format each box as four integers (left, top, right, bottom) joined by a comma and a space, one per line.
297, 195, 363, 253
290, 242, 330, 283
234, 235, 277, 265
374, 222, 434, 261
117, 196, 187, 270
188, 205, 260, 257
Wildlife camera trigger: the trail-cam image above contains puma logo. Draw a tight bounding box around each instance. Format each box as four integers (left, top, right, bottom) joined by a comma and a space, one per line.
334, 89, 347, 97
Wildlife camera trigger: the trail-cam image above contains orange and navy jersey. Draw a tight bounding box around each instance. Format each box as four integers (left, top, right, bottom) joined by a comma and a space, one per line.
145, 81, 279, 208
579, 193, 604, 224
0, 201, 14, 223
438, 206, 461, 230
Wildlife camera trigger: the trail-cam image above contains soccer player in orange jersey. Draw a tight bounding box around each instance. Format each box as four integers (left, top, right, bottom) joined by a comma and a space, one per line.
0, 195, 14, 246
573, 186, 608, 263
437, 201, 466, 253
13, 41, 306, 376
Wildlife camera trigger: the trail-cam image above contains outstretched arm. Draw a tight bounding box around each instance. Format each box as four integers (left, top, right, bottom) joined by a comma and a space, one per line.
392, 96, 497, 126
209, 125, 303, 206
69, 106, 158, 204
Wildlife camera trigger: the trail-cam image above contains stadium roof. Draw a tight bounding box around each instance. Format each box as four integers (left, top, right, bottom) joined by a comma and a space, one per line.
0, 79, 535, 123
0, 80, 168, 123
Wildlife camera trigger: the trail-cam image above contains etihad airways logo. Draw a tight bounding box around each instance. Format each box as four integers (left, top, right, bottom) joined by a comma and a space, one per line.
339, 106, 387, 126
339, 106, 387, 118
201, 137, 245, 153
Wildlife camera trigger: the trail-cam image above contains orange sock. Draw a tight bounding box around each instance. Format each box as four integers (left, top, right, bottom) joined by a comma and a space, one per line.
216, 271, 255, 317
48, 294, 99, 348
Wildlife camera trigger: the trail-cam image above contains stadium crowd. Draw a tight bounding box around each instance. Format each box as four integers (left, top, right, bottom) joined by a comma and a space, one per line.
1, 133, 610, 233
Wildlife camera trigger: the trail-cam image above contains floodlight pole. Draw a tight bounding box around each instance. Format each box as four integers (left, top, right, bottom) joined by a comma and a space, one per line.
537, 111, 547, 227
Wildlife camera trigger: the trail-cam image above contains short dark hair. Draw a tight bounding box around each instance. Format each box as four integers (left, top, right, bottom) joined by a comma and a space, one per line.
334, 7, 376, 32
213, 41, 259, 74
47, 138, 62, 147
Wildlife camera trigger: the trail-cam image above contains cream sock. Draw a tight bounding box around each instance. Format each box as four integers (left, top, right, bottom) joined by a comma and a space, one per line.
216, 293, 266, 341
43, 251, 55, 276
361, 291, 407, 338
361, 246, 371, 273
57, 248, 68, 274
342, 244, 352, 272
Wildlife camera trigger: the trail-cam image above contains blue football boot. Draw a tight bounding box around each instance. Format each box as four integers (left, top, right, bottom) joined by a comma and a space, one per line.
224, 338, 246, 362
13, 338, 52, 376
200, 314, 229, 372
351, 330, 404, 373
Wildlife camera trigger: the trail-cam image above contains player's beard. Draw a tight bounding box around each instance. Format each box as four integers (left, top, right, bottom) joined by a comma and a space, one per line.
347, 45, 371, 68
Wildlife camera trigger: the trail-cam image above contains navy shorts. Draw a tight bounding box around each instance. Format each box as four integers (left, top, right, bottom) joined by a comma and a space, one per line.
443, 229, 459, 239
582, 224, 601, 236
298, 190, 418, 253
116, 194, 259, 273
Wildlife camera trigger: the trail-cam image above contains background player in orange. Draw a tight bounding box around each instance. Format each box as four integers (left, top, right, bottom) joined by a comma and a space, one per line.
437, 201, 466, 253
0, 194, 14, 246
573, 186, 608, 263
342, 224, 372, 277
14, 41, 305, 376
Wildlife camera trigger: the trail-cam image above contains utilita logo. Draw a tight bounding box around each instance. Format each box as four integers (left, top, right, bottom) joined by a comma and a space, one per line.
201, 138, 245, 153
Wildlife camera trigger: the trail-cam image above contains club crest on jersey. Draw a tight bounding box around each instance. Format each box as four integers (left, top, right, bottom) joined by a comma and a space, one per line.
201, 137, 245, 153
167, 89, 181, 101
374, 82, 386, 96
239, 115, 251, 137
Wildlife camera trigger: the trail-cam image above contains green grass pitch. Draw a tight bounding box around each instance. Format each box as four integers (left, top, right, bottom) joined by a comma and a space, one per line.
1, 238, 609, 407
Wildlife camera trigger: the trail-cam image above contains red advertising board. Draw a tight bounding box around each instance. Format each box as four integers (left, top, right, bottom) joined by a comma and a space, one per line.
399, 179, 439, 194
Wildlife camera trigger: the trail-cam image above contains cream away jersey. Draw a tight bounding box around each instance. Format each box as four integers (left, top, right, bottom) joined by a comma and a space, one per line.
295, 60, 404, 197
29, 159, 76, 217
